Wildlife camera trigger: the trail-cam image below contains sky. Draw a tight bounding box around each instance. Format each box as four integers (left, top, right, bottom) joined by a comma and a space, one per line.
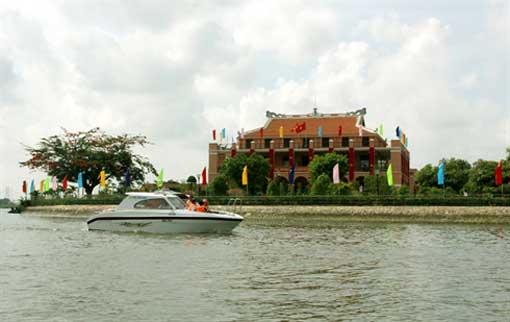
0, 0, 509, 198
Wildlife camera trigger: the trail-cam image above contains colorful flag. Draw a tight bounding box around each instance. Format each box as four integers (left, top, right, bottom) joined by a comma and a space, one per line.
338, 125, 343, 136
39, 180, 44, 193
318, 126, 323, 138
259, 127, 264, 138
62, 176, 68, 190
22, 180, 27, 194
495, 160, 503, 186
438, 162, 445, 185
156, 169, 164, 189
292, 122, 306, 134
221, 128, 226, 139
100, 169, 106, 188
405, 137, 408, 148
396, 126, 400, 138
386, 164, 393, 186
288, 164, 296, 185
358, 125, 363, 137
123, 168, 130, 188
333, 163, 340, 184
44, 177, 50, 192
279, 126, 284, 138
52, 176, 57, 191
201, 167, 207, 187
379, 124, 384, 137
29, 180, 35, 193
242, 166, 248, 186
77, 172, 83, 188
212, 129, 216, 141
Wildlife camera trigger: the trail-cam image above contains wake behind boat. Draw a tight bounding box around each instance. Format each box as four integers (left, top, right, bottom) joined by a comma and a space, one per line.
87, 192, 243, 234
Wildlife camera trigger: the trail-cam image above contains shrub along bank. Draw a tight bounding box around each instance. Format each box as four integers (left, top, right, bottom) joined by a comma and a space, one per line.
22, 195, 510, 207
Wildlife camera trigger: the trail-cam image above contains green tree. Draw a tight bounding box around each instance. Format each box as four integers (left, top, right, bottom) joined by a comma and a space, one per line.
208, 175, 229, 196
442, 158, 471, 192
329, 182, 354, 195
20, 128, 156, 195
363, 175, 392, 195
310, 174, 331, 195
466, 159, 499, 193
309, 153, 349, 183
220, 153, 271, 195
415, 164, 438, 189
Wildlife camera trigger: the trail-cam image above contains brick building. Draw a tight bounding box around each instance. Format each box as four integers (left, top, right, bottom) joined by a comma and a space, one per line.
208, 108, 414, 190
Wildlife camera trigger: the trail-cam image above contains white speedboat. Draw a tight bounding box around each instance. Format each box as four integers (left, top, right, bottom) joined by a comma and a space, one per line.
87, 192, 243, 234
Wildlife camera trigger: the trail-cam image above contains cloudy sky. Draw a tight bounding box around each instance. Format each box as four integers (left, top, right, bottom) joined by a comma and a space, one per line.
0, 0, 508, 198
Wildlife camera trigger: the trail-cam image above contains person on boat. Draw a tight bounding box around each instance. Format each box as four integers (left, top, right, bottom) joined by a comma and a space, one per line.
186, 198, 196, 211
196, 199, 209, 212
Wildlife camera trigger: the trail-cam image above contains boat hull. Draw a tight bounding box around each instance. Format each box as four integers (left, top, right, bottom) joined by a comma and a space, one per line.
87, 214, 242, 234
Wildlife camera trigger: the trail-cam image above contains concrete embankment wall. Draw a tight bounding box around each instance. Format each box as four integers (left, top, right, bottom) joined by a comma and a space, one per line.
22, 205, 510, 224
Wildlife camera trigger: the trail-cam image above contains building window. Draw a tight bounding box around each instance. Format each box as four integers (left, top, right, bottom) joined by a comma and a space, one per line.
322, 137, 329, 148
362, 137, 369, 147
342, 137, 350, 147
302, 138, 310, 148
283, 138, 291, 148
246, 140, 252, 149
264, 139, 271, 149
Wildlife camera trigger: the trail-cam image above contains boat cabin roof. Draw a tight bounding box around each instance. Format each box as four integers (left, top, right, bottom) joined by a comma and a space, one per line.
118, 192, 185, 210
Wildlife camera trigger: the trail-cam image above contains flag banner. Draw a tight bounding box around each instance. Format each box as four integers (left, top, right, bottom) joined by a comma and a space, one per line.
495, 160, 503, 186
396, 126, 400, 138
52, 176, 57, 191
62, 176, 68, 190
221, 128, 226, 139
438, 162, 445, 185
387, 164, 393, 186
22, 180, 27, 194
29, 180, 35, 194
44, 177, 50, 192
259, 127, 264, 138
100, 169, 106, 188
124, 168, 131, 187
338, 125, 343, 136
156, 169, 164, 189
279, 126, 284, 138
405, 137, 408, 147
291, 122, 306, 134
242, 166, 248, 186
212, 129, 216, 141
379, 124, 384, 137
333, 163, 340, 184
358, 125, 363, 137
288, 164, 296, 185
39, 180, 44, 193
201, 167, 207, 186
318, 126, 323, 138
77, 172, 83, 188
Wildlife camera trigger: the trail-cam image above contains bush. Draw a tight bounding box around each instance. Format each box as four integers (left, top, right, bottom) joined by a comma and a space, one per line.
208, 175, 229, 196
329, 182, 354, 195
310, 174, 331, 195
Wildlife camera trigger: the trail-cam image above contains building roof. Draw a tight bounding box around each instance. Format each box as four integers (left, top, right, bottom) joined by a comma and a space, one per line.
242, 107, 375, 139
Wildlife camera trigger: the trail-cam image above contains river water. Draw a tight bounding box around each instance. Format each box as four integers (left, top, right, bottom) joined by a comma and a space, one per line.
1, 209, 509, 322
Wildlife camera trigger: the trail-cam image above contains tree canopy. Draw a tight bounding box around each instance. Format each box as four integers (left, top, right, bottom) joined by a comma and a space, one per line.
220, 153, 271, 195
20, 128, 157, 195
309, 153, 348, 183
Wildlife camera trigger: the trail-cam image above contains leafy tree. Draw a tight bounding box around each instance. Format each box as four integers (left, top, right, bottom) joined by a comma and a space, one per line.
220, 153, 271, 195
363, 175, 392, 195
310, 174, 331, 195
208, 175, 229, 196
442, 158, 471, 192
20, 128, 156, 195
266, 177, 289, 196
467, 159, 499, 193
329, 182, 353, 195
309, 153, 348, 183
415, 164, 438, 189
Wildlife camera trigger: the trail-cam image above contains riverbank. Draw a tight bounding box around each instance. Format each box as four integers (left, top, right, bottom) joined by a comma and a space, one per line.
20, 205, 510, 224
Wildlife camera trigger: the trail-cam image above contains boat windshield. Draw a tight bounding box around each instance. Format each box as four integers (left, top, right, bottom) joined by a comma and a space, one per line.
166, 197, 186, 209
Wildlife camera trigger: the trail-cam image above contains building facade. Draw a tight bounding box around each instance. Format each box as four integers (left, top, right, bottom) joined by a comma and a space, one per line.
209, 108, 414, 190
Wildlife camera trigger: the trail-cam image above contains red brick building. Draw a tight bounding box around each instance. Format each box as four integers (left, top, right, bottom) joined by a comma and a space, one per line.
208, 108, 414, 190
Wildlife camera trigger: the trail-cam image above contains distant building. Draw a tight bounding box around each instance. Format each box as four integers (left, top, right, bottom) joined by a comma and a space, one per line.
208, 108, 415, 190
